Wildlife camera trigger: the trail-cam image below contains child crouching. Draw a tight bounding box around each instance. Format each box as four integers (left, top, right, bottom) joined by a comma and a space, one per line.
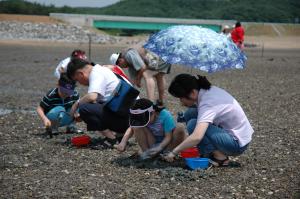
36, 73, 80, 135
116, 98, 187, 159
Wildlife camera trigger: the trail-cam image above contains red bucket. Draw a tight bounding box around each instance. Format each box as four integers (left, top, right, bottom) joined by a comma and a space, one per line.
180, 147, 200, 158
71, 135, 91, 147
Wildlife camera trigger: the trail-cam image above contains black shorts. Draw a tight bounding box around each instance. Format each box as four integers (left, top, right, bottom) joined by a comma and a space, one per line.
79, 102, 129, 134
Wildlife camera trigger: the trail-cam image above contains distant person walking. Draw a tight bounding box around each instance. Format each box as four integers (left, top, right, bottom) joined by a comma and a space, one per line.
231, 21, 245, 50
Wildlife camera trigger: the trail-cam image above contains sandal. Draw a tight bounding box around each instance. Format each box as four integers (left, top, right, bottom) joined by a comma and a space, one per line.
102, 137, 119, 148
90, 137, 119, 150
209, 156, 241, 167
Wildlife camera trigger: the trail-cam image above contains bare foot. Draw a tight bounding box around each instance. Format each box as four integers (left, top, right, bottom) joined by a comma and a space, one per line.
114, 142, 126, 152
99, 130, 116, 139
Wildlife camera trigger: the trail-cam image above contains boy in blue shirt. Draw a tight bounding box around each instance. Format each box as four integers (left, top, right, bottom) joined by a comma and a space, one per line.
36, 73, 80, 135
115, 98, 186, 159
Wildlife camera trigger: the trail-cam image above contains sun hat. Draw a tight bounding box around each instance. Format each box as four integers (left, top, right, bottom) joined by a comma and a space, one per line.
129, 99, 154, 128
110, 53, 121, 65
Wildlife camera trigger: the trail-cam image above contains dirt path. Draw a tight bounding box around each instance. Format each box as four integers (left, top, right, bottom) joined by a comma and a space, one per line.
0, 14, 63, 24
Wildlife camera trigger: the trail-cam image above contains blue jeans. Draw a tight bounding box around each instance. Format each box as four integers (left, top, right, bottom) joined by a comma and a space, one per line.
183, 107, 248, 156
46, 106, 73, 127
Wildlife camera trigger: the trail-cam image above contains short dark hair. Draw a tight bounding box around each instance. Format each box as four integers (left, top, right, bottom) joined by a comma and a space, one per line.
59, 72, 76, 86
131, 98, 165, 112
116, 52, 122, 65
66, 58, 90, 79
235, 21, 241, 27
131, 98, 153, 110
168, 74, 211, 98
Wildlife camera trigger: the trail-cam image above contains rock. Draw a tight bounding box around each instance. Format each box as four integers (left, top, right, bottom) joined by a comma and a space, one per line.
62, 169, 70, 174
0, 21, 122, 44
246, 189, 254, 194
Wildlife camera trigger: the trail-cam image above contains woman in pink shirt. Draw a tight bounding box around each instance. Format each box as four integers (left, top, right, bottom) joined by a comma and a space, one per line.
164, 74, 254, 167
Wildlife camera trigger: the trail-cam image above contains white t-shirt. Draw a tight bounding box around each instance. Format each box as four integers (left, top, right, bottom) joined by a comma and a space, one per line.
88, 64, 120, 102
54, 57, 71, 79
197, 86, 254, 147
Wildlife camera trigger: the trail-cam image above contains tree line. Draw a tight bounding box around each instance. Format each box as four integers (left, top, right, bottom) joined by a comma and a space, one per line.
0, 0, 299, 23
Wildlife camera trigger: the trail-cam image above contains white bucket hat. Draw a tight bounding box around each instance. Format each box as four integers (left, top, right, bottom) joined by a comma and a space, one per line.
110, 53, 120, 65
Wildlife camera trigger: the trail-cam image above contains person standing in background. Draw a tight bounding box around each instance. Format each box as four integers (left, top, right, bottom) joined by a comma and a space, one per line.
231, 21, 245, 50
221, 25, 232, 39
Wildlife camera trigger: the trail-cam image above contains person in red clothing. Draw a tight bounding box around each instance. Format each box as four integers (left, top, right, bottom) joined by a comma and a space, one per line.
231, 21, 245, 50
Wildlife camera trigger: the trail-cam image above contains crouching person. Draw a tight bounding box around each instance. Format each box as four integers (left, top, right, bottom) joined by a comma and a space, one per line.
115, 98, 187, 159
164, 74, 254, 167
36, 73, 80, 134
66, 58, 137, 148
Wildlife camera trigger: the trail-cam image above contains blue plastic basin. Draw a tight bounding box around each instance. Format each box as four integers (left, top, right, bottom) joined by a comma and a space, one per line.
185, 158, 210, 170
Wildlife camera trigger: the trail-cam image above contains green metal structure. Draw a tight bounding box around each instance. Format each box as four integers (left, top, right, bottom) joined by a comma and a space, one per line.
93, 20, 221, 32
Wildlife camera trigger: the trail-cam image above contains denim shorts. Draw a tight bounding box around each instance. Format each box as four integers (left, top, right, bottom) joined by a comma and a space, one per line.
46, 106, 73, 127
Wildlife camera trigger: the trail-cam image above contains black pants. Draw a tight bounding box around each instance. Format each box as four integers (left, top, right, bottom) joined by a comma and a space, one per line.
79, 102, 129, 134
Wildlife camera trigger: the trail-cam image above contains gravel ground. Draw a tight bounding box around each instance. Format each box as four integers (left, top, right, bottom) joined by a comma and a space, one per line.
0, 42, 299, 199
0, 21, 122, 44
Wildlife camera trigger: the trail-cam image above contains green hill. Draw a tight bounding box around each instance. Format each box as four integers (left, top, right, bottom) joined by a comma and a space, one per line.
97, 0, 300, 23
0, 0, 299, 23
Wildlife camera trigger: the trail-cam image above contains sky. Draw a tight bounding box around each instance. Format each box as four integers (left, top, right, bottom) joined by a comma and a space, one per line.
25, 0, 120, 8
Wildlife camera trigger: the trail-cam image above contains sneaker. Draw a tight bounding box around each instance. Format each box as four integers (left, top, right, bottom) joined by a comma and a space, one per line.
45, 127, 53, 138
155, 100, 165, 111
90, 137, 119, 150
45, 126, 59, 138
177, 111, 185, 123
155, 99, 164, 106
66, 125, 83, 134
51, 128, 60, 135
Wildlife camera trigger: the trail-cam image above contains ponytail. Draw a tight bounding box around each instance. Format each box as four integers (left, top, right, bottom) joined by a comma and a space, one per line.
153, 104, 165, 112
168, 74, 211, 98
196, 75, 211, 90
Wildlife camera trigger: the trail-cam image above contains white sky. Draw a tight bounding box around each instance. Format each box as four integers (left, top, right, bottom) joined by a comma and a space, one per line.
24, 0, 120, 8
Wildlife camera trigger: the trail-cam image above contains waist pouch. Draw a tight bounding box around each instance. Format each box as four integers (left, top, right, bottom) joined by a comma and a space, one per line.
105, 74, 139, 116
